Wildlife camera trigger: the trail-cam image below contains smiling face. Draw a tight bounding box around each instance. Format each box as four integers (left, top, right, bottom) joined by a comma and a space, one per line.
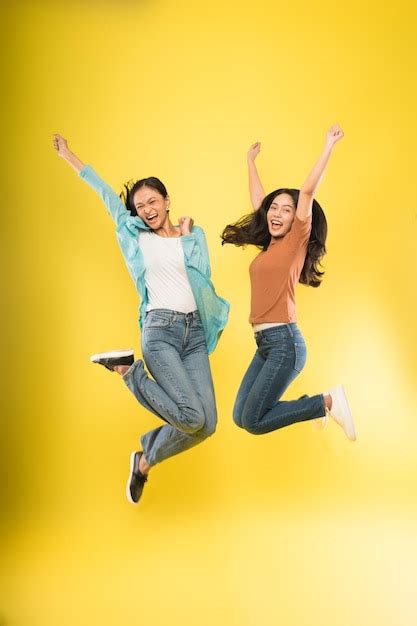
267, 193, 297, 238
133, 185, 170, 230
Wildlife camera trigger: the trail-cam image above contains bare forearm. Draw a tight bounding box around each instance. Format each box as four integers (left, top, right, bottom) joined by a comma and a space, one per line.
52, 133, 130, 226
59, 148, 85, 174
53, 134, 85, 173
300, 125, 344, 197
300, 144, 333, 196
247, 159, 265, 211
296, 125, 344, 219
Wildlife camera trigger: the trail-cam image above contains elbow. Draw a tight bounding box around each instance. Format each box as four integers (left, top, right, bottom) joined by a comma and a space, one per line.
252, 194, 265, 211
299, 188, 315, 198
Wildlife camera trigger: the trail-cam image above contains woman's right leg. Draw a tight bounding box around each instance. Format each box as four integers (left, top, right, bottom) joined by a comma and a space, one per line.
233, 349, 265, 428
124, 351, 215, 467
123, 310, 216, 467
123, 358, 205, 433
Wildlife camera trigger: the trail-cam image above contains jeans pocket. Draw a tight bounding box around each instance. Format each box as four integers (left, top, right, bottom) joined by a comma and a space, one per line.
262, 328, 285, 345
146, 312, 173, 329
293, 342, 307, 373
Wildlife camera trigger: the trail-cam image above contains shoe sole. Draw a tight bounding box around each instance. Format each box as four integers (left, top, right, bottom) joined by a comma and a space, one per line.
126, 451, 139, 505
336, 386, 356, 441
91, 349, 134, 362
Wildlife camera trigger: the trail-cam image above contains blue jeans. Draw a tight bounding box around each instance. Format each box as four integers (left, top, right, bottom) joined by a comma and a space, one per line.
233, 324, 326, 434
123, 309, 217, 466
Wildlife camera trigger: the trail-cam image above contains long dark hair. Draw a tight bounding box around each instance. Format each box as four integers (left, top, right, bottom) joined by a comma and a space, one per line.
221, 189, 327, 287
120, 177, 169, 217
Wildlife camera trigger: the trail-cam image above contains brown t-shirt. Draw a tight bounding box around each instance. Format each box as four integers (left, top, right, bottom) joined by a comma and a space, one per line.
249, 214, 312, 324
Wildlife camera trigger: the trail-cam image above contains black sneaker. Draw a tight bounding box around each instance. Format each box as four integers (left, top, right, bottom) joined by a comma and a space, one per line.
90, 350, 134, 371
126, 451, 148, 504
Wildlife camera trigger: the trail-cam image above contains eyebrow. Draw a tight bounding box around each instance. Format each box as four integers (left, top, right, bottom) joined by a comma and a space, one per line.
135, 196, 156, 208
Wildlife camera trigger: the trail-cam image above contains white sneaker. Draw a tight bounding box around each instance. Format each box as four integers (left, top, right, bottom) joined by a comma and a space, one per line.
324, 385, 356, 441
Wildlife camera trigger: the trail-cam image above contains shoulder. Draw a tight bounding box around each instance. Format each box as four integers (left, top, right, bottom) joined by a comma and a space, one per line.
293, 213, 312, 228
138, 230, 152, 238
192, 225, 205, 236
287, 214, 312, 241
187, 225, 207, 244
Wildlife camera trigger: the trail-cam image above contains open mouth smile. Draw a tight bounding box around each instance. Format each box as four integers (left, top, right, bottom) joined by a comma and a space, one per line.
146, 212, 158, 224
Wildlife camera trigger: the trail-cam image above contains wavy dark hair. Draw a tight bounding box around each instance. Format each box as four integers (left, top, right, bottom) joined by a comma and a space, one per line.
120, 177, 169, 217
221, 188, 327, 287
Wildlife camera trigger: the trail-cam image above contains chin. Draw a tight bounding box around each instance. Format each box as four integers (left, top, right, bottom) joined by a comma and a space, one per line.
269, 229, 284, 238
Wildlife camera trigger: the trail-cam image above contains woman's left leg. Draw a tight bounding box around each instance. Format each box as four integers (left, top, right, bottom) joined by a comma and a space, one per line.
237, 324, 326, 434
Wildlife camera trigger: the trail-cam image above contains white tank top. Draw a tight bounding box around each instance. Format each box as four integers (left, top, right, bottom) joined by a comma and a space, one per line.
138, 231, 197, 313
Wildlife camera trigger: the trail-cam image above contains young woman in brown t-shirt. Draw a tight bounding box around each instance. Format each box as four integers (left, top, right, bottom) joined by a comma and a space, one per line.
222, 125, 356, 440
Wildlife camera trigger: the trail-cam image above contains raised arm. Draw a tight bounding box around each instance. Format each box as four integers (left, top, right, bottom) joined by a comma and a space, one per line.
52, 134, 133, 228
296, 124, 344, 220
53, 134, 85, 173
247, 142, 266, 211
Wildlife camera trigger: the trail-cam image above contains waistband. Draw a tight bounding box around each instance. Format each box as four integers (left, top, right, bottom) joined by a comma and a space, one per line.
252, 322, 287, 332
254, 322, 301, 339
146, 308, 199, 319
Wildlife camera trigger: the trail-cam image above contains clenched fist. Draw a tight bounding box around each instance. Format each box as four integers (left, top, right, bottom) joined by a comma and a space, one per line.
179, 216, 194, 235
247, 142, 261, 162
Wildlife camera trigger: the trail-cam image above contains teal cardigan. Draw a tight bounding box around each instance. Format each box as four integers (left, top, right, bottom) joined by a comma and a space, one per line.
79, 165, 230, 354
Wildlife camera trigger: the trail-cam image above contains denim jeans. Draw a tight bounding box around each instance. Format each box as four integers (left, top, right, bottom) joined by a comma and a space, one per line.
233, 323, 326, 434
123, 309, 217, 466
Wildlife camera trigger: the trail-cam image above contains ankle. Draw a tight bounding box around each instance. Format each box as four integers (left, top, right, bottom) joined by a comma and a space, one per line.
114, 365, 130, 376
139, 454, 150, 475
324, 393, 332, 411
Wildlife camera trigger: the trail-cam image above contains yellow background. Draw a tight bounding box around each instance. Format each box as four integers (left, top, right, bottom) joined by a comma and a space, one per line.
2, 1, 417, 625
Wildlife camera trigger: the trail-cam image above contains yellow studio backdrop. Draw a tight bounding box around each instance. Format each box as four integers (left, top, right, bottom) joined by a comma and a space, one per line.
2, 0, 417, 625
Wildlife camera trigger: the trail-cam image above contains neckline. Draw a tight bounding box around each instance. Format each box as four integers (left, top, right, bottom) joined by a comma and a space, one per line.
151, 226, 182, 239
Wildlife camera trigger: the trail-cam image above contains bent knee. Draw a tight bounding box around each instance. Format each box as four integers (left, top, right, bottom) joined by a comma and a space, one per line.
233, 403, 245, 428
237, 413, 262, 435
199, 414, 217, 438
242, 423, 262, 435
182, 412, 206, 434
233, 413, 244, 429
234, 407, 259, 432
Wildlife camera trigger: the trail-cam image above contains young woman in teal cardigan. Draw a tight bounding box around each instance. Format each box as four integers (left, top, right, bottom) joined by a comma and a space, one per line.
53, 134, 229, 505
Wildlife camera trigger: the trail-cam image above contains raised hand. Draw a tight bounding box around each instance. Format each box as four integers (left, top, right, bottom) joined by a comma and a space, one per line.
325, 124, 344, 148
247, 142, 261, 162
53, 133, 71, 157
52, 134, 84, 173
179, 216, 194, 235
